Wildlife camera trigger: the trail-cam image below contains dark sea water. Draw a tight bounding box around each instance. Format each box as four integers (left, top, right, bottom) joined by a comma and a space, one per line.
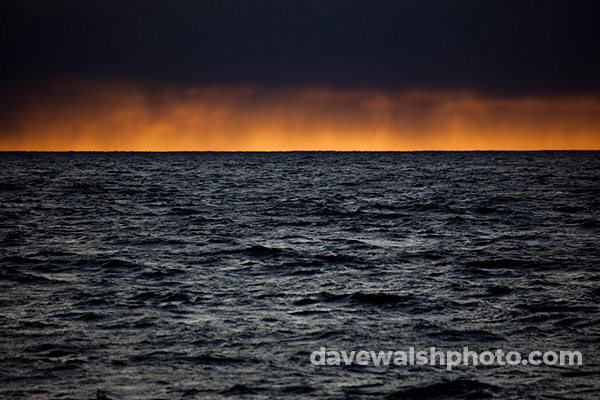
1, 151, 599, 399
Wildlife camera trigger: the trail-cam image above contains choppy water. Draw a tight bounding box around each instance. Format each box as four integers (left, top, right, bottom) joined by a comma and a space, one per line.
1, 151, 599, 399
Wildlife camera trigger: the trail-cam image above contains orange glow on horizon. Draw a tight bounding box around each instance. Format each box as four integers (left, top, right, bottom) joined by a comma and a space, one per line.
1, 81, 599, 151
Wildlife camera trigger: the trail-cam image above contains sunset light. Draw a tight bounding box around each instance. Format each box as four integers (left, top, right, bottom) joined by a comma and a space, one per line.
2, 81, 599, 151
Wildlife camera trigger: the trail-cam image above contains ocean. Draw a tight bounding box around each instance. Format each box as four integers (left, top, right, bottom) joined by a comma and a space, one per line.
1, 151, 599, 399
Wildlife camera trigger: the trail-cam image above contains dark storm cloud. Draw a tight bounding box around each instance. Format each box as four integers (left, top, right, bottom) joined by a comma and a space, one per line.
1, 0, 599, 96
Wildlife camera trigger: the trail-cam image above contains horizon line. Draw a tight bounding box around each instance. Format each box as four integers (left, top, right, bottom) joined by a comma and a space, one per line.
2, 149, 599, 153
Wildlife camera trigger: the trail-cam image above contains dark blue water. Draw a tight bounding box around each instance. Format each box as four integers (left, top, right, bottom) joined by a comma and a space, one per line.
1, 152, 599, 399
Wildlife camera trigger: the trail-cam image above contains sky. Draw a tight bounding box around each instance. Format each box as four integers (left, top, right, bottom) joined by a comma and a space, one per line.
1, 0, 599, 150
